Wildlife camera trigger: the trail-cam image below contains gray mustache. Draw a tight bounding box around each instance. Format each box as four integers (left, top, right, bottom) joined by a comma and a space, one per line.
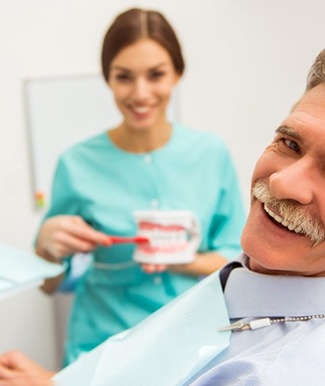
252, 180, 325, 247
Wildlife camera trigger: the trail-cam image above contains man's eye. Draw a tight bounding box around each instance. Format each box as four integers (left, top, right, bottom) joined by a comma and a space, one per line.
283, 138, 301, 153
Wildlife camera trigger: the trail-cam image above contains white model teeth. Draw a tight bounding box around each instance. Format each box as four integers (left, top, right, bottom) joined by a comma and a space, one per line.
264, 204, 302, 234
133, 106, 149, 113
139, 229, 187, 247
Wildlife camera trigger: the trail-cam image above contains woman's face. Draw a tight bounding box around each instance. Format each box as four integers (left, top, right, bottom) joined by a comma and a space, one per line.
108, 38, 180, 132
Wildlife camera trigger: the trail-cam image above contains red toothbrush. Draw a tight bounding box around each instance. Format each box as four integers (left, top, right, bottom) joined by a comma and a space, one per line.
104, 235, 150, 246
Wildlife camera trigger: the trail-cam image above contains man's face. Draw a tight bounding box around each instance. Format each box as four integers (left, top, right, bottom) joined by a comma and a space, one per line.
241, 83, 325, 276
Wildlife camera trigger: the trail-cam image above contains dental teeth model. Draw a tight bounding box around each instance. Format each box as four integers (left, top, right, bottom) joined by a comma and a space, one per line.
133, 211, 201, 264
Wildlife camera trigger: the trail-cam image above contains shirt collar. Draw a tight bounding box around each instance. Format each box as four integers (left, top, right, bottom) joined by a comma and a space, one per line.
223, 254, 325, 318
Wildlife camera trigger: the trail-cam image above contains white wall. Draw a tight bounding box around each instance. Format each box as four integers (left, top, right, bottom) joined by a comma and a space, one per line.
1, 0, 325, 371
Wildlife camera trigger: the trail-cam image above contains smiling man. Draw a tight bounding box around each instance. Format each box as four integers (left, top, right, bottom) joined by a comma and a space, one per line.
185, 48, 325, 384
243, 86, 325, 276
1, 49, 325, 385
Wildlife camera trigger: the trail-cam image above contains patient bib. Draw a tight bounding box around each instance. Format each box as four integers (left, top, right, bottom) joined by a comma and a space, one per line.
53, 270, 230, 386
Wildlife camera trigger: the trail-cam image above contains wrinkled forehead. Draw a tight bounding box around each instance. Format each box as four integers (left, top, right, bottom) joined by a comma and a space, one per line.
293, 83, 325, 117
280, 84, 325, 139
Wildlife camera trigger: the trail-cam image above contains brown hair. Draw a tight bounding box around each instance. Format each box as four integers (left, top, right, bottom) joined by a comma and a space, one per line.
101, 8, 185, 81
306, 49, 325, 91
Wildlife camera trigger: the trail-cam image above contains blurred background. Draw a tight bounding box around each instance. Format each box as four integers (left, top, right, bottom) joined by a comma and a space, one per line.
0, 0, 324, 371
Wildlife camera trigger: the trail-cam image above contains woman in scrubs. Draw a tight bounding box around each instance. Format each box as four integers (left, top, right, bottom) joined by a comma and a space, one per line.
35, 7, 246, 366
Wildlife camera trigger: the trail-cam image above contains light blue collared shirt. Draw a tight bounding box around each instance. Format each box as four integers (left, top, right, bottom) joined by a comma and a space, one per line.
53, 254, 325, 385
188, 254, 325, 385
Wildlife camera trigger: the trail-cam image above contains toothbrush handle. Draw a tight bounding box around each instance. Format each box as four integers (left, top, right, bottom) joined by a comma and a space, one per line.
108, 236, 149, 244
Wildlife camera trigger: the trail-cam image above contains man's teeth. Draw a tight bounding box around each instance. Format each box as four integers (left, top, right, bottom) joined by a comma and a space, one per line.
264, 205, 302, 234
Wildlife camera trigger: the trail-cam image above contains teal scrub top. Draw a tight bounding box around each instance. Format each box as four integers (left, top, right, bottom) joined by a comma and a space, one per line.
42, 122, 246, 366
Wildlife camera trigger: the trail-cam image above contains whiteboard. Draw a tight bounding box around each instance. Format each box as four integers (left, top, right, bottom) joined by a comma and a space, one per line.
24, 74, 180, 210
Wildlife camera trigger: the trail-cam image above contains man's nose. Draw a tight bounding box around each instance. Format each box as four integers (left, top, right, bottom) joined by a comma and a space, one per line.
269, 160, 314, 205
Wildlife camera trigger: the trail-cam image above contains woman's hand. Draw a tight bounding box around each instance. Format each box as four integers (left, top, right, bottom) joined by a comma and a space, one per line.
36, 215, 110, 262
141, 252, 229, 276
141, 263, 168, 274
0, 351, 55, 386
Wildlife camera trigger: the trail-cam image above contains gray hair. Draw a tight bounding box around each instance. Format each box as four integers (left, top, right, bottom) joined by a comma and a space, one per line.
306, 49, 325, 91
